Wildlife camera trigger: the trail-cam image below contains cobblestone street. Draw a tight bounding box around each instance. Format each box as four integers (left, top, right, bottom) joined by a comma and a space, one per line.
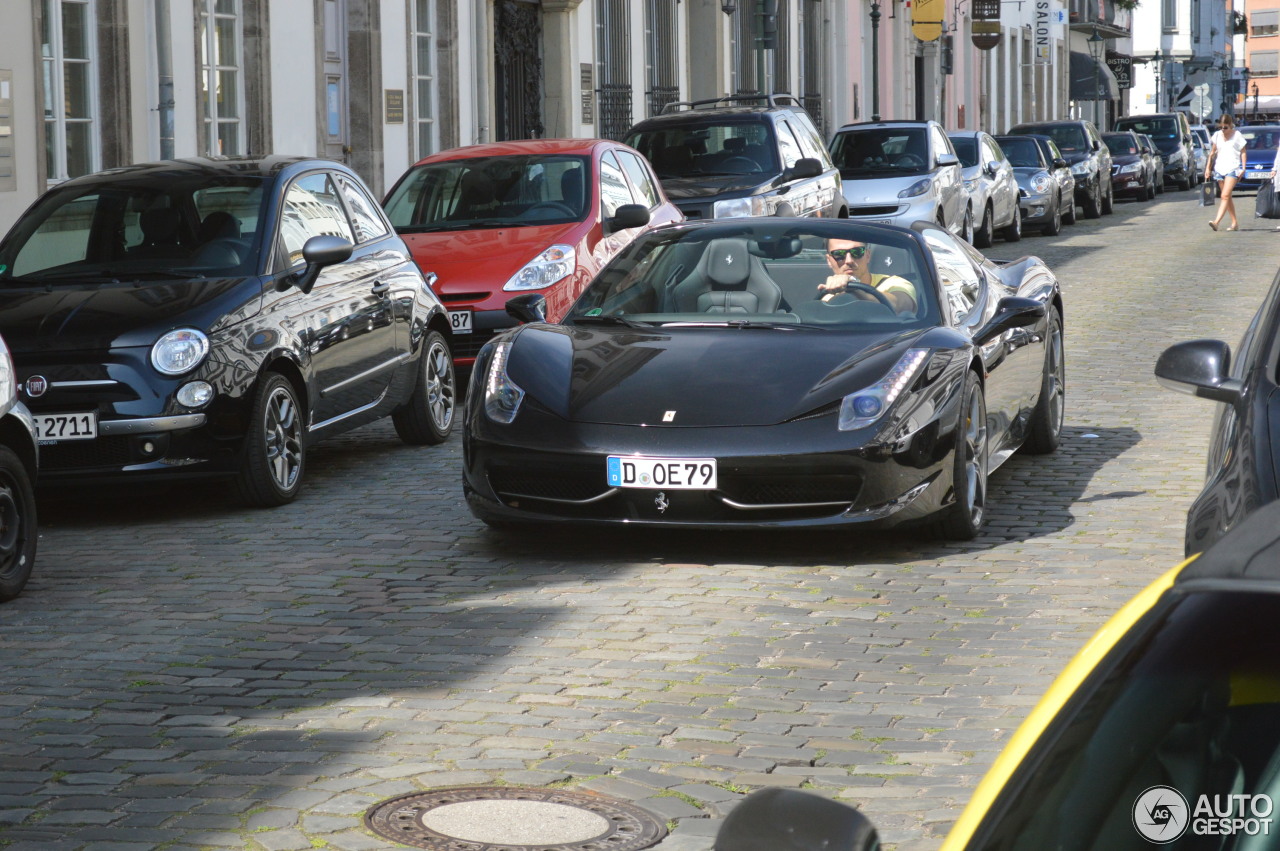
0, 190, 1274, 851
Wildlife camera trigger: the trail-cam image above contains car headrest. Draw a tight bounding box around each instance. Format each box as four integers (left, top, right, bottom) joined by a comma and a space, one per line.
705, 240, 751, 288
140, 208, 179, 243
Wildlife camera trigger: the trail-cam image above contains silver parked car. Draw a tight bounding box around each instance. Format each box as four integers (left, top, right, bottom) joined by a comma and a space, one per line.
993, 134, 1070, 236
828, 120, 970, 242
949, 130, 1021, 247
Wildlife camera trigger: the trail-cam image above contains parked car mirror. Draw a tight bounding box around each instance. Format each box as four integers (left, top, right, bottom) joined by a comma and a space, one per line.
936, 151, 959, 167
1092, 140, 1101, 152
985, 160, 1000, 177
1053, 157, 1069, 169
790, 157, 823, 180
713, 788, 879, 851
1155, 339, 1244, 404
506, 293, 548, 325
606, 203, 650, 234
291, 235, 354, 295
974, 296, 1045, 347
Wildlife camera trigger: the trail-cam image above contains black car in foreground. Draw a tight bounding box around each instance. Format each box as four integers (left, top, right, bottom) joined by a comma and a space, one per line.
622, 94, 844, 220
464, 218, 1064, 538
0, 333, 39, 602
0, 156, 456, 506
1157, 267, 1280, 554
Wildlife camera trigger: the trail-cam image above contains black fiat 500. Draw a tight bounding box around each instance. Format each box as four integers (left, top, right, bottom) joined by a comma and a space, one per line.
0, 156, 456, 506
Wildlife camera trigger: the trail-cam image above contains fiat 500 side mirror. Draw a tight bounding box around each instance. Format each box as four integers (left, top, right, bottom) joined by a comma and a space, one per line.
290, 235, 354, 294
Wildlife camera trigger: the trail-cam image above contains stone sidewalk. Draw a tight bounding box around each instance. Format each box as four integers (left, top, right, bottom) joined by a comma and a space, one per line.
0, 187, 1273, 851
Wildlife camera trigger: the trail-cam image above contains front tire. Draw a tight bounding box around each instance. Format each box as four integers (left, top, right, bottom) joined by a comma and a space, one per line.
393, 330, 456, 445
1062, 192, 1077, 225
0, 446, 37, 603
934, 370, 988, 541
1024, 308, 1064, 454
1042, 194, 1062, 236
1001, 204, 1022, 242
1083, 180, 1102, 218
974, 204, 994, 248
962, 205, 974, 244
1101, 180, 1114, 214
234, 373, 306, 507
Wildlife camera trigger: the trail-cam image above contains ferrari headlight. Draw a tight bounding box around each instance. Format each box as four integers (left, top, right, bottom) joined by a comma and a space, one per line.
503, 245, 576, 291
1030, 173, 1053, 194
898, 178, 932, 199
713, 196, 767, 218
1070, 161, 1092, 176
150, 328, 209, 376
1119, 163, 1142, 174
838, 348, 930, 432
484, 340, 525, 424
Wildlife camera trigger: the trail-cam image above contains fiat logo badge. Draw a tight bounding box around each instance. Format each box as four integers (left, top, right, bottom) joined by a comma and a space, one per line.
24, 376, 48, 398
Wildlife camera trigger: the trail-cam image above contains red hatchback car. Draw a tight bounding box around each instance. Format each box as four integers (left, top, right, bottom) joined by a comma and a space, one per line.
383, 139, 683, 371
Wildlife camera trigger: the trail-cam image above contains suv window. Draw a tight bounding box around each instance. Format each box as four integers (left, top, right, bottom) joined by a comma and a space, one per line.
777, 120, 804, 169
831, 127, 931, 176
625, 120, 780, 178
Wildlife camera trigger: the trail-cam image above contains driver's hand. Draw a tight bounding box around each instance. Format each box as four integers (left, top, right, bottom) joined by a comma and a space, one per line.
819, 274, 853, 295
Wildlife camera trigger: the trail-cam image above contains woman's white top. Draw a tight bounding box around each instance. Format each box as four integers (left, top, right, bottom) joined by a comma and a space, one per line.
1211, 129, 1248, 174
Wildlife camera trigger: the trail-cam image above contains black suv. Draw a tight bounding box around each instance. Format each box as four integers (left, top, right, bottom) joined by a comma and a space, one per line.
1007, 119, 1114, 219
622, 94, 844, 220
1113, 112, 1196, 190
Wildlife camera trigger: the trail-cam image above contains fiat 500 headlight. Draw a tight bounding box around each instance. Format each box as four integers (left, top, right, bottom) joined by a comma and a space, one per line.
838, 348, 930, 432
1030, 173, 1053, 194
151, 329, 210, 376
484, 340, 525, 424
503, 245, 576, 291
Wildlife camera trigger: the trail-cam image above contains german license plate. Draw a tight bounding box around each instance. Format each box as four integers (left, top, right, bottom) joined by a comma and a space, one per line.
448, 309, 472, 334
607, 455, 717, 489
34, 412, 97, 442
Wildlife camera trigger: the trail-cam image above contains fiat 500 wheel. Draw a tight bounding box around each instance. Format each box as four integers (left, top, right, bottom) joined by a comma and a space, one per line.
234, 373, 305, 507
393, 330, 456, 445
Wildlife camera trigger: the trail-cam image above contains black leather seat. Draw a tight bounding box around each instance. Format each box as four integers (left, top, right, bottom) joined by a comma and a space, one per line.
669, 239, 782, 314
130, 208, 188, 259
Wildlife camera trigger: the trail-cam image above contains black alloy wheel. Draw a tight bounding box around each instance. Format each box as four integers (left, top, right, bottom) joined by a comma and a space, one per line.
934, 370, 988, 540
393, 329, 456, 445
1083, 180, 1102, 218
234, 373, 306, 507
0, 446, 37, 602
1024, 308, 1065, 454
1101, 179, 1114, 214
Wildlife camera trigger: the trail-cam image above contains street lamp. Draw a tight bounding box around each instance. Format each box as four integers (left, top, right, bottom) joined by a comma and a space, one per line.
721, 0, 737, 13
870, 0, 882, 121
1088, 27, 1106, 129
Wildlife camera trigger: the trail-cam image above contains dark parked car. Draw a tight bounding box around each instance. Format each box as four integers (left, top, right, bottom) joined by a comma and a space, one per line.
622, 94, 844, 220
0, 156, 457, 507
1113, 111, 1196, 189
994, 134, 1071, 235
464, 218, 1064, 540
1102, 131, 1157, 202
1007, 119, 1113, 219
0, 332, 38, 603
1156, 266, 1280, 554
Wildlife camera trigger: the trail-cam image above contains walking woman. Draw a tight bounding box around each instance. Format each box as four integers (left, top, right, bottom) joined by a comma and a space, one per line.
1206, 114, 1247, 231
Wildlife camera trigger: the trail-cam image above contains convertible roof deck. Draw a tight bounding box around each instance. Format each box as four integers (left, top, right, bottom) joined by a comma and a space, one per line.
1177, 500, 1280, 583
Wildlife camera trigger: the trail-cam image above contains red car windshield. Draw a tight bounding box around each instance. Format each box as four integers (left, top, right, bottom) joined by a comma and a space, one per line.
384, 155, 591, 232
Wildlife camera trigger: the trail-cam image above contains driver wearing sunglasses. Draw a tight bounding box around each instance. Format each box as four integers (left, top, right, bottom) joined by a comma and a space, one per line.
819, 238, 918, 314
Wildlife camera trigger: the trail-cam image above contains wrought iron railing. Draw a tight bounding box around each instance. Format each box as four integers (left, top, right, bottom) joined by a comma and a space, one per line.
598, 83, 634, 141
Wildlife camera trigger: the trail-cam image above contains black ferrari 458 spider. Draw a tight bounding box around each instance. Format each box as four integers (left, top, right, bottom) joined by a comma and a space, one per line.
463, 218, 1064, 539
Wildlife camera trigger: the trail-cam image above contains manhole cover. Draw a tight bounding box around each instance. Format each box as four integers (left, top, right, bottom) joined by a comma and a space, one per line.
365, 785, 670, 851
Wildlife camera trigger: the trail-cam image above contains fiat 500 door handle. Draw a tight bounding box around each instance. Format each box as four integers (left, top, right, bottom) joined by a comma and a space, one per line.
371, 280, 391, 295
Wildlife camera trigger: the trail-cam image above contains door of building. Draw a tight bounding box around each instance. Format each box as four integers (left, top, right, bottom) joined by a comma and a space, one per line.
494, 0, 544, 141
324, 0, 350, 162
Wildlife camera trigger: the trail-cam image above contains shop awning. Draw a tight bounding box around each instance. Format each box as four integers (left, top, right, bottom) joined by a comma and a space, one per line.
1069, 50, 1120, 100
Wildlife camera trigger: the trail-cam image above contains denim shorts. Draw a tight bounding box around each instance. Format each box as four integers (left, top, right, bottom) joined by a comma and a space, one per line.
1214, 167, 1245, 180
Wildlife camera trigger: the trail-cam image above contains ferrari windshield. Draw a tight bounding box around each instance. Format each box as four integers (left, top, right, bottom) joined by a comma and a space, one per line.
384, 155, 591, 232
0, 176, 268, 283
567, 221, 939, 331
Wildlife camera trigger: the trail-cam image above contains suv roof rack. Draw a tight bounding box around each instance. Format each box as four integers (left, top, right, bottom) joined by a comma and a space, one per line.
659, 93, 803, 114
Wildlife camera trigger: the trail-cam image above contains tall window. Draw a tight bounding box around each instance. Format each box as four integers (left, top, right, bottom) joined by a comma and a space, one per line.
645, 0, 679, 116
42, 0, 99, 182
1162, 0, 1177, 32
596, 0, 632, 140
414, 0, 438, 157
199, 0, 245, 156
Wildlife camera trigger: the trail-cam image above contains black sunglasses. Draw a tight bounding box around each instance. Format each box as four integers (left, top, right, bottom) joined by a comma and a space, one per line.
829, 246, 868, 261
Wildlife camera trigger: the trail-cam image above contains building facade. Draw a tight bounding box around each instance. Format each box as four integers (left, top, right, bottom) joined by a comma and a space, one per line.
1, 0, 1084, 233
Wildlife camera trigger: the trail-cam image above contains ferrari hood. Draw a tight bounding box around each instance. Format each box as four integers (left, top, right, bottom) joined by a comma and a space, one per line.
0, 276, 262, 354
401, 223, 586, 295
506, 323, 926, 427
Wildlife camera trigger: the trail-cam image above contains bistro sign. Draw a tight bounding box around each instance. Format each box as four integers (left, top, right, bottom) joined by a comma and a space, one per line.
1106, 52, 1133, 89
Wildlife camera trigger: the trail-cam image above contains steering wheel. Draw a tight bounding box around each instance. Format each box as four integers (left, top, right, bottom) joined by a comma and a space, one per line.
895, 153, 926, 170
824, 282, 895, 311
525, 201, 577, 217
720, 156, 764, 174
